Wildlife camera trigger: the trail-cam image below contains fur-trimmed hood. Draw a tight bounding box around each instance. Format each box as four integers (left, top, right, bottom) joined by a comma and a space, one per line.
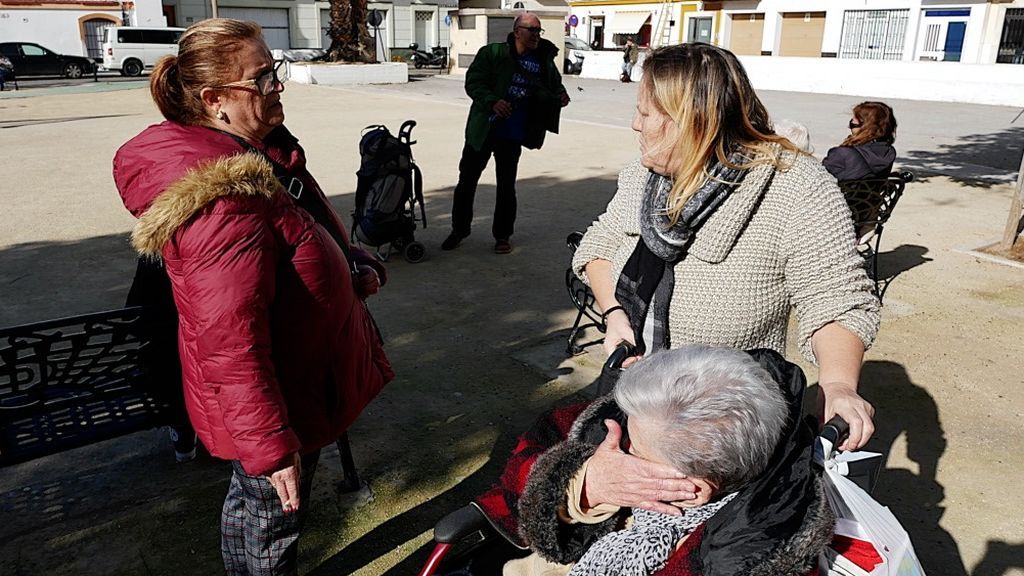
113, 121, 278, 256
130, 153, 282, 256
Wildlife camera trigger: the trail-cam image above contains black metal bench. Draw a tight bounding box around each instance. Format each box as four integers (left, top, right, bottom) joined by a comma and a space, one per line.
0, 307, 362, 490
839, 170, 915, 302
565, 232, 607, 356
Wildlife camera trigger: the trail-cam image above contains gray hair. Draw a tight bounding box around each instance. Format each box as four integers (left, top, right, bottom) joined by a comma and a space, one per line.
613, 345, 788, 493
773, 118, 814, 154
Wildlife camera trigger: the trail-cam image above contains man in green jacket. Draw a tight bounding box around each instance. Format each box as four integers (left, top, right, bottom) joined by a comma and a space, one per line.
442, 12, 571, 254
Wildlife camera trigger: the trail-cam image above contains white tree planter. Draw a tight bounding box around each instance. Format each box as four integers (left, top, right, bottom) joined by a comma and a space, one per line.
288, 62, 408, 86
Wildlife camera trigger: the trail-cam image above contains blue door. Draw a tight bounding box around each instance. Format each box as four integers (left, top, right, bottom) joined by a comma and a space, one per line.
943, 21, 966, 61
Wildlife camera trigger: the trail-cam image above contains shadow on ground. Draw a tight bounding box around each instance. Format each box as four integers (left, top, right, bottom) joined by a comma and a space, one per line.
861, 360, 968, 576
902, 126, 1024, 188
0, 173, 619, 576
876, 243, 932, 299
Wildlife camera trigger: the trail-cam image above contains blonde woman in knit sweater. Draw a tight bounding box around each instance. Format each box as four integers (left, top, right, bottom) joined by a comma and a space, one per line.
571, 43, 880, 517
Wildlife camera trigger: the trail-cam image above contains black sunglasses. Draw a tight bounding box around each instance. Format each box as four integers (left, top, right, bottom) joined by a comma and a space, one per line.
848, 119, 862, 130
517, 26, 545, 35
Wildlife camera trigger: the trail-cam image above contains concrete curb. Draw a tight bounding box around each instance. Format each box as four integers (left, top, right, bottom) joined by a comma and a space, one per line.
955, 241, 1024, 270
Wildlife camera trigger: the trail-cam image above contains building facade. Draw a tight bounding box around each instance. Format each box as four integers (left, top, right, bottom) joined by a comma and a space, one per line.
0, 0, 456, 62
567, 0, 1024, 65
165, 0, 456, 58
0, 0, 166, 59
449, 0, 569, 72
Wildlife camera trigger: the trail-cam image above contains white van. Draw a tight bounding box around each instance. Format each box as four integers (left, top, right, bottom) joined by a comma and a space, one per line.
102, 27, 185, 76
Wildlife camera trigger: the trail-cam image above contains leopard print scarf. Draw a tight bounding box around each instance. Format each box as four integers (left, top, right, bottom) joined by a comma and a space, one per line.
568, 493, 738, 576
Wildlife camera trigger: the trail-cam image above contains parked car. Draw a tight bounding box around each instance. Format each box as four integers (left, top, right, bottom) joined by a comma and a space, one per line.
0, 42, 96, 78
563, 36, 591, 75
102, 27, 184, 77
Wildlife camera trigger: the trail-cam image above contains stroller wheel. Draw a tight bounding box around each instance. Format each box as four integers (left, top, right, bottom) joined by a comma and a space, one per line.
404, 241, 426, 263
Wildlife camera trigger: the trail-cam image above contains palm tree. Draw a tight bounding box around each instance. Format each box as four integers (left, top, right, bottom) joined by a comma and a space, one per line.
325, 0, 376, 63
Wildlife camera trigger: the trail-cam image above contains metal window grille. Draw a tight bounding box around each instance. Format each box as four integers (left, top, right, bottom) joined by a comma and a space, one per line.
416, 12, 434, 22
83, 19, 110, 60
924, 24, 940, 52
838, 9, 908, 61
997, 8, 1024, 64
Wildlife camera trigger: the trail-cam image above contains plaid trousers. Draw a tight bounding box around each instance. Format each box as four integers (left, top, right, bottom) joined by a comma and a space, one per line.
221, 451, 321, 576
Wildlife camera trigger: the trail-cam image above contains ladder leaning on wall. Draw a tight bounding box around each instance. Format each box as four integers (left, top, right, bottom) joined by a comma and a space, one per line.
650, 0, 674, 49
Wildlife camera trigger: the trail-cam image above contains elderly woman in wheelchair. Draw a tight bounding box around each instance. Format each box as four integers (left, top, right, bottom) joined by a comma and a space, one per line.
427, 346, 834, 576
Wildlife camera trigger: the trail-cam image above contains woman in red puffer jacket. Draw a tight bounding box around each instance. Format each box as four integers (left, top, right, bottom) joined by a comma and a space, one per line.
113, 19, 393, 575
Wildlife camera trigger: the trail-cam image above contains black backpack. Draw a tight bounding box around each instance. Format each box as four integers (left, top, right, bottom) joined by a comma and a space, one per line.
352, 121, 425, 247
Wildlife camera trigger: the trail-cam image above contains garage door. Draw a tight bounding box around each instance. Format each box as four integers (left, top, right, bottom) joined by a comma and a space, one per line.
220, 7, 290, 50
779, 12, 825, 57
729, 13, 764, 56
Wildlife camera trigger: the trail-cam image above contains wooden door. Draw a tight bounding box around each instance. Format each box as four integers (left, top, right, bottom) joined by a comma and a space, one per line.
779, 12, 825, 57
730, 13, 764, 55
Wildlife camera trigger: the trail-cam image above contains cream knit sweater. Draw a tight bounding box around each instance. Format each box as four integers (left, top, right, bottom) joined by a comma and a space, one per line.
572, 150, 880, 363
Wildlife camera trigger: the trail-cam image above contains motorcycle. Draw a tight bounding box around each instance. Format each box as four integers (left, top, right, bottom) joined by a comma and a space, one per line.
409, 43, 447, 69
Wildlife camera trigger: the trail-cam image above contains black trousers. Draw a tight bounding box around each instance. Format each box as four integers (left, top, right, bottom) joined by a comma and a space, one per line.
451, 136, 523, 240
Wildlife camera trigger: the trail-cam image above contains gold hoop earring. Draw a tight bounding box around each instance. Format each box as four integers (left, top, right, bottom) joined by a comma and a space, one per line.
216, 110, 225, 121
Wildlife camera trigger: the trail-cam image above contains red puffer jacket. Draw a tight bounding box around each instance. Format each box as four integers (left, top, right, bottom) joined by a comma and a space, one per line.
114, 122, 394, 476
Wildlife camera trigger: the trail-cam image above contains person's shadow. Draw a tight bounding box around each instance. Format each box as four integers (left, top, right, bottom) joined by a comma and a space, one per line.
971, 540, 1024, 575
859, 360, 967, 576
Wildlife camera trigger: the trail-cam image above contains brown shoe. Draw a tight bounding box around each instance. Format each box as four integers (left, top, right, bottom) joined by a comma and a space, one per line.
494, 238, 512, 254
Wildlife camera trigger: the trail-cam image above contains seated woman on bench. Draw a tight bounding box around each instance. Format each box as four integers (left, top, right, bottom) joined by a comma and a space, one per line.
823, 101, 898, 182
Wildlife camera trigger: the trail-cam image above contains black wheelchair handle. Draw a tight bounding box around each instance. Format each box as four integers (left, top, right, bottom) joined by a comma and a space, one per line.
820, 415, 850, 448
605, 342, 637, 372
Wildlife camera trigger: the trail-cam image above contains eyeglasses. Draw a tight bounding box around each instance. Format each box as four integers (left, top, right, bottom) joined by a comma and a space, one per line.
215, 60, 287, 95
517, 26, 545, 35
848, 119, 862, 130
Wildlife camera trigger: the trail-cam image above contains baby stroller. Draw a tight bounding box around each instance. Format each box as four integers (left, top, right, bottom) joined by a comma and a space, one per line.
416, 347, 884, 576
351, 120, 428, 263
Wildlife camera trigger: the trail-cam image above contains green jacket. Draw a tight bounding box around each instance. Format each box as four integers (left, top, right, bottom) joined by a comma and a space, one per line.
464, 35, 566, 151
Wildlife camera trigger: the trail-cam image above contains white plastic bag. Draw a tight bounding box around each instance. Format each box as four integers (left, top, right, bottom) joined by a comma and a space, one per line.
817, 435, 927, 576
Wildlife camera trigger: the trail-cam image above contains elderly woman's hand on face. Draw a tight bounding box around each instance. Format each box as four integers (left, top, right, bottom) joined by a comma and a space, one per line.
582, 419, 697, 515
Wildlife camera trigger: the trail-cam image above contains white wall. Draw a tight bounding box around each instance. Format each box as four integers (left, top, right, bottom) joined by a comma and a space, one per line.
0, 11, 95, 56
0, 0, 164, 57
740, 55, 1024, 106
570, 3, 682, 48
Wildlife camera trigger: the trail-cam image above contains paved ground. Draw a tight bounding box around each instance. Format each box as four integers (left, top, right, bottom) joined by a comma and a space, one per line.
0, 77, 1022, 576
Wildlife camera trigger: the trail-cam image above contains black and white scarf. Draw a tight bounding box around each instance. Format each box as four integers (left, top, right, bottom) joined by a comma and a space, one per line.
614, 153, 750, 353
568, 493, 738, 576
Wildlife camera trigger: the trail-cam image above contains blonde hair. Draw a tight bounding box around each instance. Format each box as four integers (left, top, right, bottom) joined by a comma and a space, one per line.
150, 18, 263, 125
641, 43, 803, 223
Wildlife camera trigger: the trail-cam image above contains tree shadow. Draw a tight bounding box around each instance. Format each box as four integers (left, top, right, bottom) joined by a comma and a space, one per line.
860, 360, 967, 576
972, 540, 1024, 576
900, 126, 1024, 188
